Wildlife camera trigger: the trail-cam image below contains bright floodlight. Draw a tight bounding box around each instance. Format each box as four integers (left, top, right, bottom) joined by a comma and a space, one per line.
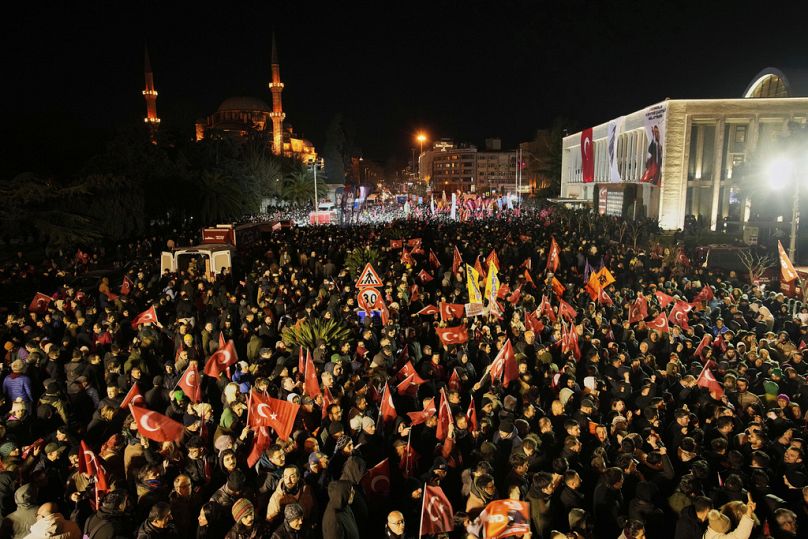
416, 133, 427, 143
767, 156, 794, 190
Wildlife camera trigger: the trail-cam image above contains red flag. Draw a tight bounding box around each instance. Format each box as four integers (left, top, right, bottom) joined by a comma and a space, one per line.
177, 363, 202, 403
668, 300, 692, 329
779, 240, 799, 283
321, 385, 335, 420
485, 249, 500, 271
538, 295, 557, 323
557, 298, 577, 322
429, 250, 441, 270
397, 372, 427, 397
304, 353, 321, 398
647, 312, 670, 333
466, 399, 478, 431
523, 270, 535, 287
418, 269, 434, 283
379, 383, 397, 425
480, 499, 531, 539
547, 237, 560, 272
474, 256, 487, 283
581, 128, 594, 183
120, 276, 134, 296
525, 310, 544, 334
203, 340, 238, 378
120, 383, 144, 409
439, 302, 465, 322
247, 390, 299, 440
453, 246, 463, 274
655, 290, 674, 309
361, 458, 391, 497
129, 405, 184, 442
629, 295, 648, 324
390, 239, 403, 249
489, 340, 518, 387
79, 440, 109, 509
448, 369, 461, 391
693, 285, 715, 304
551, 277, 566, 297
595, 286, 613, 306
436, 325, 469, 346
247, 426, 272, 468
562, 323, 582, 360
694, 334, 712, 360
410, 284, 420, 303
416, 304, 439, 316
298, 348, 305, 379
130, 305, 162, 329
420, 485, 454, 536
396, 361, 426, 383
436, 389, 454, 441
29, 292, 52, 314
697, 366, 724, 398
407, 397, 436, 425
520, 258, 532, 271
401, 249, 415, 266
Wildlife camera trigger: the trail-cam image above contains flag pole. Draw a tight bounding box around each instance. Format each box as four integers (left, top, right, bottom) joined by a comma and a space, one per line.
246, 389, 253, 427
418, 481, 426, 538
405, 427, 412, 477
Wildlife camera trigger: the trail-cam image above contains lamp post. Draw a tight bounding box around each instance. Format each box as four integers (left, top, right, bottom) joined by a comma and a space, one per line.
768, 157, 798, 260
416, 133, 427, 184
309, 158, 319, 226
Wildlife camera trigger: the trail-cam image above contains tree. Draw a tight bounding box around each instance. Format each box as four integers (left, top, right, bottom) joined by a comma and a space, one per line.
323, 113, 356, 187
282, 168, 326, 208
738, 249, 775, 285
246, 149, 284, 200
197, 169, 245, 224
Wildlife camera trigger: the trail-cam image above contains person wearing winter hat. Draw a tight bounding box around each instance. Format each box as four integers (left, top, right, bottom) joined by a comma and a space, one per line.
704, 494, 755, 539
3, 360, 32, 404
270, 503, 305, 539
228, 498, 261, 538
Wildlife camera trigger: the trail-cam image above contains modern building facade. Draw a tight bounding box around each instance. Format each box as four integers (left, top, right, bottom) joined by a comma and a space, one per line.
419, 140, 517, 194
561, 68, 808, 230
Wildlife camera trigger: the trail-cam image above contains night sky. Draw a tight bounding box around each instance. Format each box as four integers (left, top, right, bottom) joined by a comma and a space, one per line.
3, 1, 807, 177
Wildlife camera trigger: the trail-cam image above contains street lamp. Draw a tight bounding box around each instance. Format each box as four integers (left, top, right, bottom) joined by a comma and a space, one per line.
767, 156, 798, 259
416, 133, 427, 154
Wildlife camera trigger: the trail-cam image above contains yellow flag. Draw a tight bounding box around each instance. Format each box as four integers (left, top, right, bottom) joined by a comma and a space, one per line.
594, 267, 616, 289
466, 263, 482, 304
484, 261, 500, 305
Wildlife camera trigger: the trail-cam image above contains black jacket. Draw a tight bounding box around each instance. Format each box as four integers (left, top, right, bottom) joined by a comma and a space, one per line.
674, 504, 704, 539
83, 508, 131, 539
322, 480, 360, 539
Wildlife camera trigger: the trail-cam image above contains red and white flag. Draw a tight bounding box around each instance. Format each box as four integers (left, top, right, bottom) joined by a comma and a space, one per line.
379, 383, 397, 426
655, 290, 674, 309
177, 362, 202, 403
439, 302, 465, 322
407, 397, 436, 425
436, 325, 469, 346
129, 405, 184, 442
452, 246, 463, 275
697, 365, 724, 398
29, 292, 52, 314
668, 300, 692, 329
479, 499, 531, 539
435, 389, 454, 441
203, 340, 238, 378
401, 249, 415, 266
629, 295, 648, 324
547, 237, 560, 272
418, 269, 434, 283
485, 250, 500, 272
304, 353, 321, 399
647, 312, 670, 333
397, 372, 427, 397
429, 250, 441, 270
298, 348, 305, 379
448, 369, 461, 391
523, 270, 535, 287
247, 426, 272, 468
538, 295, 556, 323
557, 298, 577, 322
361, 458, 391, 497
416, 304, 439, 316
120, 276, 134, 296
525, 309, 544, 334
693, 285, 715, 304
410, 284, 420, 303
320, 385, 335, 420
489, 339, 518, 388
247, 390, 299, 440
694, 334, 712, 360
79, 440, 109, 509
120, 383, 144, 409
562, 323, 581, 361
581, 127, 594, 183
466, 399, 478, 431
779, 240, 799, 283
420, 485, 454, 536
520, 258, 532, 271
130, 305, 162, 329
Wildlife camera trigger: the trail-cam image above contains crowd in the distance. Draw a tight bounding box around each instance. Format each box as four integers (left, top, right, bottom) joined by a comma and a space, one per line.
0, 207, 806, 539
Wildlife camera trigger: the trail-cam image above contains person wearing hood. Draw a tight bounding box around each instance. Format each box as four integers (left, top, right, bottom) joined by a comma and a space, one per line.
322, 480, 359, 539
339, 456, 369, 538
81, 490, 131, 539
674, 496, 712, 539
465, 473, 496, 520
628, 480, 664, 538
22, 502, 81, 539
270, 503, 305, 539
1, 483, 39, 539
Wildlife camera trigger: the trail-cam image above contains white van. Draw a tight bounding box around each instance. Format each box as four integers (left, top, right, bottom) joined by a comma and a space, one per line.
160, 244, 234, 280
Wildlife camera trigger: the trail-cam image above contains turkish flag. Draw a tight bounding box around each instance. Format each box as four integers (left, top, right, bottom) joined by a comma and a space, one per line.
410, 284, 420, 303
466, 399, 478, 431
480, 499, 531, 539
439, 302, 465, 322
489, 340, 518, 387
321, 385, 335, 420
361, 458, 391, 497
407, 397, 436, 425
298, 347, 305, 379
204, 340, 238, 378
523, 270, 535, 288
694, 334, 712, 360
551, 277, 566, 298
418, 270, 434, 283
29, 292, 52, 314
121, 276, 134, 296
390, 239, 403, 249
525, 310, 544, 334
779, 240, 799, 283
538, 295, 557, 323
177, 363, 202, 403
486, 249, 500, 271
120, 383, 144, 409
304, 353, 321, 398
557, 298, 577, 322
407, 238, 423, 248
247, 390, 299, 440
429, 250, 441, 270
452, 246, 463, 275
629, 295, 648, 324
130, 305, 161, 329
448, 369, 461, 391
693, 285, 715, 304
247, 426, 272, 468
129, 405, 184, 442
396, 360, 420, 382
436, 389, 454, 441
581, 127, 594, 183
416, 304, 439, 316
647, 312, 669, 333
562, 323, 581, 360
397, 372, 427, 397
79, 440, 109, 509
655, 290, 674, 309
401, 248, 415, 266
697, 366, 724, 398
594, 286, 613, 306
379, 383, 397, 426
547, 237, 560, 272
520, 258, 532, 270
421, 485, 454, 535
668, 301, 692, 329
436, 325, 469, 346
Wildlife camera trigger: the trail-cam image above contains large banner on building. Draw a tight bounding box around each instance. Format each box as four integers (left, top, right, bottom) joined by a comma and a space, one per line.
581, 128, 594, 183
607, 116, 624, 183
640, 103, 667, 186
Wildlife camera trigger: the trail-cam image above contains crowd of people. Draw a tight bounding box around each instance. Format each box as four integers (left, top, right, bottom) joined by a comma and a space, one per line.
0, 206, 806, 539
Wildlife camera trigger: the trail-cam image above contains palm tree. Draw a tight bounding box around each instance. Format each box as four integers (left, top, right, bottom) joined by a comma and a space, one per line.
197, 169, 245, 224
245, 150, 284, 201
282, 169, 327, 207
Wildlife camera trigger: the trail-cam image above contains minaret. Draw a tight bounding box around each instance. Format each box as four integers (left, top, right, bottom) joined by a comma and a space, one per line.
143, 45, 160, 143
268, 33, 286, 156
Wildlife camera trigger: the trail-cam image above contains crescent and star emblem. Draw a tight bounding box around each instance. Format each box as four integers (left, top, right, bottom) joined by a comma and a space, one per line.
370, 475, 390, 493
427, 497, 448, 523
583, 137, 591, 157
139, 412, 161, 432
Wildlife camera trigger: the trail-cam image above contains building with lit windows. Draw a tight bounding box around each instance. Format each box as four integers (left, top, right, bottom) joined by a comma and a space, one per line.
419, 139, 517, 194
560, 68, 808, 230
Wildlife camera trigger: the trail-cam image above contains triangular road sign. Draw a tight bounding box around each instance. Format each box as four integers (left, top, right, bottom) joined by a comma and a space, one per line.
356, 263, 383, 288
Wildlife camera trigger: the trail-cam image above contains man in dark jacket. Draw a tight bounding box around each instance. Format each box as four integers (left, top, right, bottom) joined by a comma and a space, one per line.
270, 503, 305, 539
322, 480, 359, 539
83, 490, 131, 539
674, 496, 712, 539
592, 467, 625, 539
135, 502, 177, 539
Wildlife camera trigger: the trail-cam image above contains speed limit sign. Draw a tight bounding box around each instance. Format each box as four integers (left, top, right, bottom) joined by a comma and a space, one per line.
357, 287, 381, 312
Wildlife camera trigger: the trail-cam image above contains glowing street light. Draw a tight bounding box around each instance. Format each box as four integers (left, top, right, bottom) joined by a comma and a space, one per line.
416, 133, 427, 155
767, 156, 799, 260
